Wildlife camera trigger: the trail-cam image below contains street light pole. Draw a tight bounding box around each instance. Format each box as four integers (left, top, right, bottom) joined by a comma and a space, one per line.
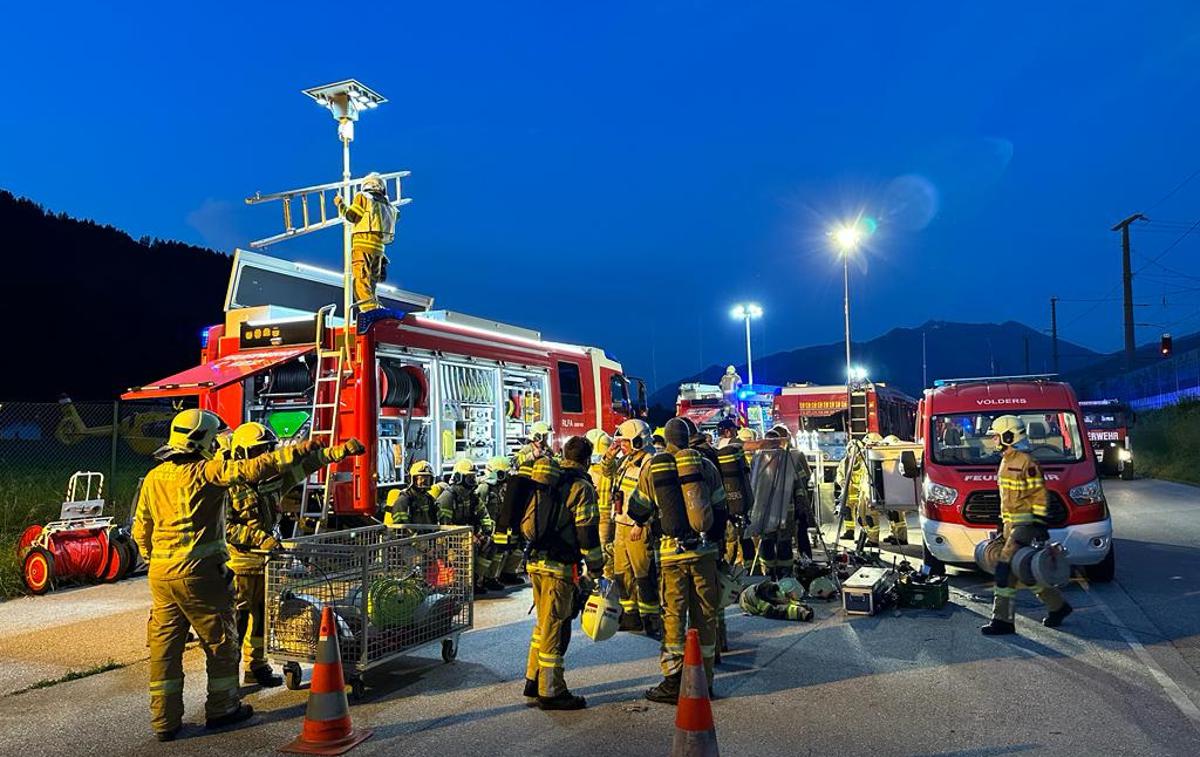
730, 303, 763, 387
744, 311, 755, 385
832, 223, 863, 438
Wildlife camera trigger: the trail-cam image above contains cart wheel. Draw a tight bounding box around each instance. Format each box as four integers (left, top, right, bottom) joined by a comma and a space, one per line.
16, 525, 43, 556
283, 662, 302, 691
349, 678, 366, 702
441, 638, 458, 663
101, 541, 126, 583
117, 541, 136, 580
23, 547, 54, 595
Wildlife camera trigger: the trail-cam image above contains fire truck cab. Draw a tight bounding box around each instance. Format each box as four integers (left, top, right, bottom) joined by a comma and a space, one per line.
915, 376, 1115, 581
1080, 399, 1136, 480
123, 250, 639, 523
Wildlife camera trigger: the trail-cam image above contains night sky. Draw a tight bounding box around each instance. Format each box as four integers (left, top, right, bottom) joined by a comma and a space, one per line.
5, 2, 1200, 389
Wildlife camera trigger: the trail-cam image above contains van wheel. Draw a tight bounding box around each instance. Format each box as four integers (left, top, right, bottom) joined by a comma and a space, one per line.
1085, 546, 1116, 583
922, 544, 946, 576
1120, 462, 1135, 481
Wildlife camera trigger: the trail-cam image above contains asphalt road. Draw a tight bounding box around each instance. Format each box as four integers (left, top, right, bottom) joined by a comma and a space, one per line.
1, 479, 1198, 756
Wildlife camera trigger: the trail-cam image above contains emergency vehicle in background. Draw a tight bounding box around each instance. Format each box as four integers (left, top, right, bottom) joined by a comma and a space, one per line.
675, 382, 779, 435
1079, 399, 1136, 480
123, 250, 644, 526
772, 382, 917, 480
912, 376, 1115, 581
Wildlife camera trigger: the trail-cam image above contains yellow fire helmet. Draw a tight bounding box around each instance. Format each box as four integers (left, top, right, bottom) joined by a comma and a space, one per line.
883, 434, 901, 445
581, 584, 621, 642
615, 419, 652, 450
986, 415, 1027, 446
452, 458, 476, 477
361, 171, 386, 194
486, 456, 511, 474
528, 420, 552, 443
864, 432, 884, 446
230, 422, 278, 459
736, 427, 757, 442
164, 408, 226, 458
409, 460, 434, 487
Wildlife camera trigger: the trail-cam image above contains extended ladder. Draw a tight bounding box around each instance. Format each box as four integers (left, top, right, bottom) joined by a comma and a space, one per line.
299, 305, 350, 532
848, 389, 870, 440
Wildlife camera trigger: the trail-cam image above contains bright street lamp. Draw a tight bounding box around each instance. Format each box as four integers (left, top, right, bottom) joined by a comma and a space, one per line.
730, 303, 763, 385
830, 222, 865, 437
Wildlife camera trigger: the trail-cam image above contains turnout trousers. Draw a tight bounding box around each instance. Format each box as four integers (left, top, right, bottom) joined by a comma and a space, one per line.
524, 566, 575, 698
659, 552, 720, 687
233, 572, 268, 672
992, 524, 1065, 623
613, 522, 660, 622
148, 571, 241, 733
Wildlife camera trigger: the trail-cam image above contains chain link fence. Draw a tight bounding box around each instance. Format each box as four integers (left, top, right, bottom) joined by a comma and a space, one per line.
1084, 348, 1200, 411
0, 398, 180, 596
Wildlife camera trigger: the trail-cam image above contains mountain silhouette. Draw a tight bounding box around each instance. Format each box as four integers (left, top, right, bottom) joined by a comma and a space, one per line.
648, 320, 1107, 409
2, 191, 229, 401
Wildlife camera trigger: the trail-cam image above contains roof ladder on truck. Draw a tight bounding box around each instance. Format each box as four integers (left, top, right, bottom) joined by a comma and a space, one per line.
299, 305, 351, 533
848, 388, 870, 441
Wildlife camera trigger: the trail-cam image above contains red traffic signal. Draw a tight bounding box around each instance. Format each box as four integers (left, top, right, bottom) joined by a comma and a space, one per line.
1161, 333, 1173, 357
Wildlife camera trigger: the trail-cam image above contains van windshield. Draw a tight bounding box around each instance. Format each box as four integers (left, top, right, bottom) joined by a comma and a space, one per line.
932, 411, 1086, 465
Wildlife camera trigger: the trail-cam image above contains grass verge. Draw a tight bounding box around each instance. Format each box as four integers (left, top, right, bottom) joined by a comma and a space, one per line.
1130, 400, 1200, 485
10, 659, 126, 696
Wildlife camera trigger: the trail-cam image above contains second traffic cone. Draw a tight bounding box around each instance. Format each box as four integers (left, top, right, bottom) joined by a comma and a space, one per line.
281, 606, 373, 755
671, 627, 718, 757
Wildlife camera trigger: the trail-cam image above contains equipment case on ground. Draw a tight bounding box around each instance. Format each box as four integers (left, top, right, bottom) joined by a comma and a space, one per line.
897, 574, 949, 609
841, 567, 897, 616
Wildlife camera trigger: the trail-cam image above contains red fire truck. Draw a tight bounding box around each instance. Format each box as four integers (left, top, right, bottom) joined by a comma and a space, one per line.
1079, 399, 1135, 480
122, 250, 643, 525
915, 376, 1115, 581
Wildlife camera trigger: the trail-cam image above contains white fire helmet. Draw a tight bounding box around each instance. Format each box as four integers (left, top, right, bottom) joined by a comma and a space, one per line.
581, 585, 621, 642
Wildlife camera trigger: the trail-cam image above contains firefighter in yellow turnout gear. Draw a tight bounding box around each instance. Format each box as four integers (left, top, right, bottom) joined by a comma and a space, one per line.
225, 423, 364, 687
495, 421, 554, 585
611, 419, 663, 639
334, 171, 396, 312
586, 429, 616, 580
836, 437, 867, 541
521, 436, 605, 710
436, 459, 496, 595
383, 460, 439, 526
980, 415, 1073, 635
132, 410, 346, 741
476, 456, 513, 591
630, 417, 726, 704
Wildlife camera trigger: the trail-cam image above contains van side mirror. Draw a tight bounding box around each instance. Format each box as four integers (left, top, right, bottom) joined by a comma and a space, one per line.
900, 450, 920, 479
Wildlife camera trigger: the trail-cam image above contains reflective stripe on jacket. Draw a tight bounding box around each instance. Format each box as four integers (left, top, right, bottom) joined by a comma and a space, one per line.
997, 447, 1049, 525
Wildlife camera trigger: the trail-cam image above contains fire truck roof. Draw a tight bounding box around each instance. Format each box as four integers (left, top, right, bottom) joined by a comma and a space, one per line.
925, 379, 1079, 414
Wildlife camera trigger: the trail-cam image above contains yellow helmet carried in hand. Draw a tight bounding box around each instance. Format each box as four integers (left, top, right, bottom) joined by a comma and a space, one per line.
163, 409, 226, 458
581, 585, 621, 642
231, 422, 278, 459
986, 414, 1027, 446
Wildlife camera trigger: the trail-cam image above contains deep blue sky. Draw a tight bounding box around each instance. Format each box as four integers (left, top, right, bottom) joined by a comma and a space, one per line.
5, 2, 1200, 389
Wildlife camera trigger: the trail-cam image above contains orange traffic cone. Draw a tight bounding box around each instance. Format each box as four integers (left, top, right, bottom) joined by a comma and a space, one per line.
281, 607, 373, 755
671, 627, 719, 756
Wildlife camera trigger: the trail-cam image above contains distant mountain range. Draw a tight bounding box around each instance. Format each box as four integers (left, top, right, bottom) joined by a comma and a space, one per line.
2, 191, 229, 401
647, 320, 1109, 409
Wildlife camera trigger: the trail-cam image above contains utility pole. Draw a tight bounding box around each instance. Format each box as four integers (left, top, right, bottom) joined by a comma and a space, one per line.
1050, 296, 1059, 374
1112, 213, 1146, 370
922, 330, 928, 388
1024, 336, 1030, 374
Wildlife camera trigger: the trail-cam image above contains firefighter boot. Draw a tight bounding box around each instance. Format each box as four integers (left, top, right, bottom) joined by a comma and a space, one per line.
243, 666, 283, 688
523, 676, 539, 706
980, 619, 1016, 636
500, 571, 525, 586
539, 691, 587, 711
641, 613, 664, 641
1043, 602, 1074, 629
618, 612, 644, 633
155, 726, 181, 743
483, 577, 506, 592
205, 703, 255, 730
645, 673, 682, 705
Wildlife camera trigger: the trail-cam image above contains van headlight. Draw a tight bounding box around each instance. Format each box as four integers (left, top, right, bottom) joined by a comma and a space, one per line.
1069, 478, 1105, 506
1119, 449, 1132, 462
922, 479, 958, 506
